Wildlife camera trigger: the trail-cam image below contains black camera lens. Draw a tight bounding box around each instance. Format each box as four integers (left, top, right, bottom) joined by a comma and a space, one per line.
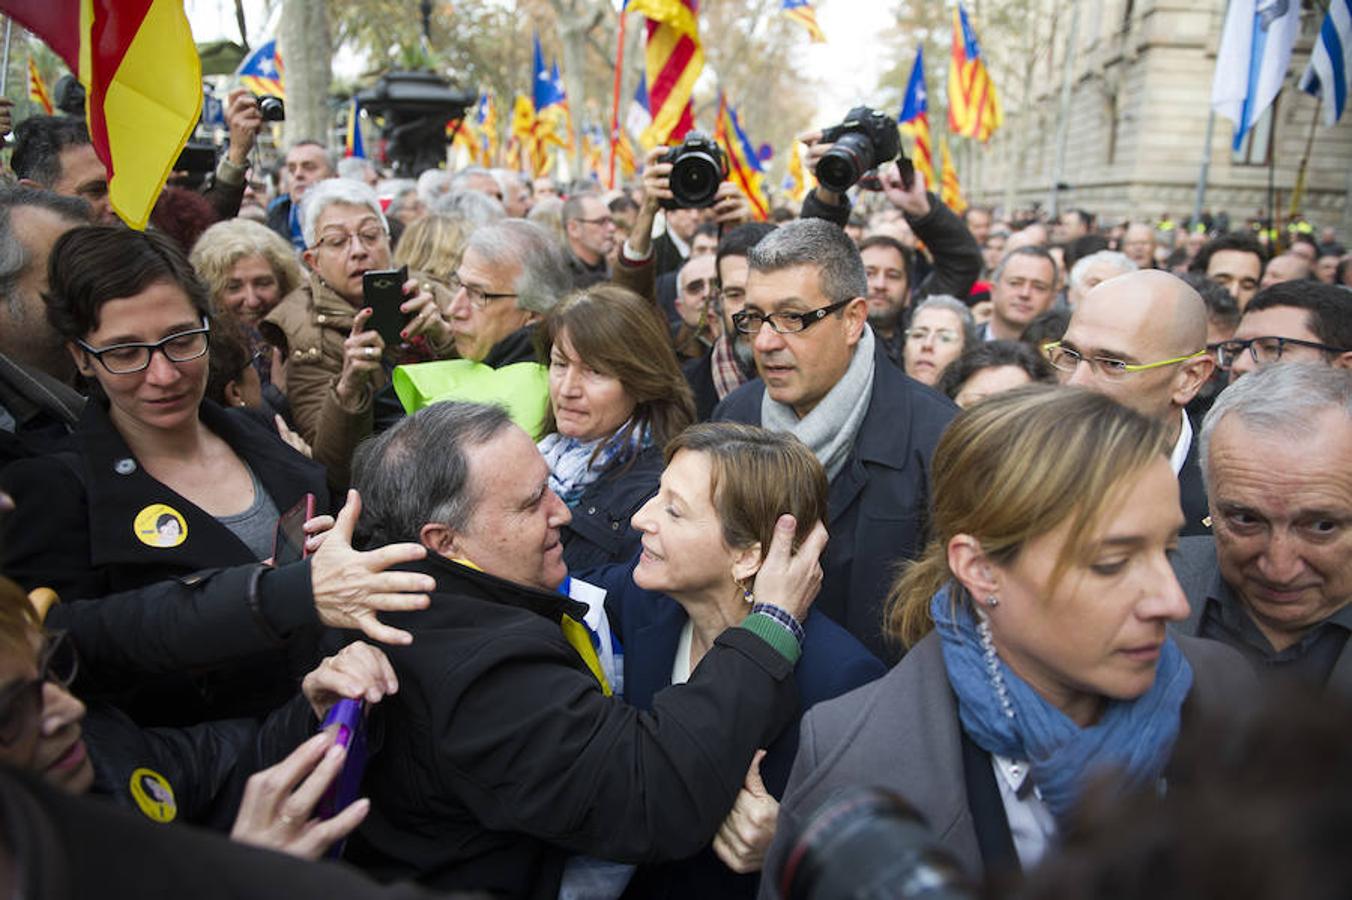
671, 152, 722, 207
256, 94, 285, 122
817, 132, 875, 194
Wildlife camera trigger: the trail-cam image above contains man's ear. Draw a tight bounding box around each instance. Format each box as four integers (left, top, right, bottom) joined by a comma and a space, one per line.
419, 523, 459, 556
17, 178, 42, 192
730, 542, 763, 586
1333, 350, 1352, 371
843, 297, 868, 345
1173, 354, 1215, 407
947, 534, 999, 602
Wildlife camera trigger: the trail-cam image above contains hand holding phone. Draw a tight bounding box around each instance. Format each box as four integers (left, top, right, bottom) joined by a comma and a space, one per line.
362, 265, 410, 350
272, 493, 317, 566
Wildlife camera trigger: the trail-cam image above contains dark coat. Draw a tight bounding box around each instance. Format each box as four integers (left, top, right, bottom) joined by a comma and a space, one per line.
341, 553, 798, 900
713, 344, 958, 662
583, 559, 886, 900
759, 631, 1257, 895
560, 445, 663, 571
682, 352, 720, 422
0, 399, 329, 725
1177, 424, 1211, 537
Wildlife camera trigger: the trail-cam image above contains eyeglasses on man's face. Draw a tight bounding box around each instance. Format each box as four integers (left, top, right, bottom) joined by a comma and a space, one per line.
0, 631, 78, 748
1043, 340, 1207, 380
77, 319, 211, 375
448, 273, 518, 310
1212, 335, 1349, 370
731, 299, 852, 335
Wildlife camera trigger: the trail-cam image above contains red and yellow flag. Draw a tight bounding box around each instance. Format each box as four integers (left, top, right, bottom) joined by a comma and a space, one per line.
626, 0, 703, 147
781, 0, 826, 43
785, 140, 811, 203
939, 138, 967, 213
713, 93, 769, 221
1, 0, 202, 230
947, 4, 1002, 143
27, 58, 53, 115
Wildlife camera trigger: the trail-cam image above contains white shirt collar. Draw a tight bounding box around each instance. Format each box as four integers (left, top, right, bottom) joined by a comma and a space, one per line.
1170, 409, 1193, 477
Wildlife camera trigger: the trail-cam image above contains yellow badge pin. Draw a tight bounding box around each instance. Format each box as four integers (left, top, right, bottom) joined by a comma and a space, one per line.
129, 767, 177, 823
133, 504, 187, 548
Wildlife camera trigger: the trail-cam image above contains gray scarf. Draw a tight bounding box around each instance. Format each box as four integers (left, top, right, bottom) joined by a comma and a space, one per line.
760, 326, 876, 480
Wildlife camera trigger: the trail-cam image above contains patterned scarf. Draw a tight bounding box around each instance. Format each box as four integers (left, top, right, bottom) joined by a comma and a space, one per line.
538, 423, 650, 508
710, 334, 752, 400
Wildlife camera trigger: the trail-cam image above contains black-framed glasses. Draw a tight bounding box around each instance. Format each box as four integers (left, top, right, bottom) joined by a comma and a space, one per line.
731, 299, 852, 335
447, 273, 518, 310
77, 318, 211, 375
1212, 335, 1349, 370
0, 631, 78, 747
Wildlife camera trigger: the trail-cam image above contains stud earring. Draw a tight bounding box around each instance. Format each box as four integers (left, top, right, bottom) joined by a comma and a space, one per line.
985, 594, 999, 607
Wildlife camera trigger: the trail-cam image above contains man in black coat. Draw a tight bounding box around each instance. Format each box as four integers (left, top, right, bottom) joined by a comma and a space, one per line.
712, 217, 957, 663
1056, 270, 1216, 536
1170, 363, 1352, 693
344, 401, 824, 898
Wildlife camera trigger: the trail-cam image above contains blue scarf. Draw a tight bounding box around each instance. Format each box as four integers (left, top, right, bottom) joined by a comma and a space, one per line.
930, 585, 1193, 822
538, 423, 649, 509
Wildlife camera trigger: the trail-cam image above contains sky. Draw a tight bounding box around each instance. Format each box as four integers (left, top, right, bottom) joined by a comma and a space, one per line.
184, 0, 897, 124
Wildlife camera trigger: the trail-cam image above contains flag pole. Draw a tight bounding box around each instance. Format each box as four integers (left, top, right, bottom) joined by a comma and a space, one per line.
607, 7, 628, 189
0, 19, 13, 96
1287, 96, 1319, 223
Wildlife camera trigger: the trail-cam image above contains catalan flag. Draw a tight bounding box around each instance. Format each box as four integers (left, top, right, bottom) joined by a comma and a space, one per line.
939, 137, 967, 213
344, 98, 365, 159
476, 93, 499, 165
714, 93, 770, 221
2, 0, 203, 230
509, 92, 541, 175
947, 4, 1002, 142
532, 35, 572, 174
781, 0, 826, 43
235, 38, 284, 99
626, 0, 703, 147
784, 140, 811, 203
27, 58, 53, 115
897, 47, 935, 190
613, 129, 639, 178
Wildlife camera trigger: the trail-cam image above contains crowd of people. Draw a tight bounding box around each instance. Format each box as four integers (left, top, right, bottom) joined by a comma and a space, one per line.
0, 88, 1350, 900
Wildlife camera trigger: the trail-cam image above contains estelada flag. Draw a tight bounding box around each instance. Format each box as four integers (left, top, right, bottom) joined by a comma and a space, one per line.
939, 137, 967, 214
2, 0, 202, 230
897, 47, 935, 190
235, 38, 284, 99
28, 58, 53, 115
714, 93, 770, 221
947, 4, 1002, 142
781, 0, 826, 43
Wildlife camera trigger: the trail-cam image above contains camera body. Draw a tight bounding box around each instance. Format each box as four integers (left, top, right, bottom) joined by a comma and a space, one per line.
659, 131, 728, 210
817, 106, 902, 194
254, 94, 285, 122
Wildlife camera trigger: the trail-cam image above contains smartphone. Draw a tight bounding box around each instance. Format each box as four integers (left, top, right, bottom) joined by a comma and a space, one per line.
271, 493, 316, 566
316, 698, 368, 859
362, 265, 409, 351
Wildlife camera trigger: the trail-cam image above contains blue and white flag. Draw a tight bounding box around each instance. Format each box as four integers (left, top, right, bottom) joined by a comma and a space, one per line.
1299, 0, 1352, 126
1211, 0, 1302, 150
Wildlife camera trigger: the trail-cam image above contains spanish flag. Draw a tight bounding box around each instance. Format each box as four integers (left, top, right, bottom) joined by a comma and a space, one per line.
2, 0, 203, 230
626, 0, 703, 147
714, 93, 770, 221
939, 138, 967, 214
27, 58, 53, 115
947, 4, 1002, 143
781, 0, 826, 43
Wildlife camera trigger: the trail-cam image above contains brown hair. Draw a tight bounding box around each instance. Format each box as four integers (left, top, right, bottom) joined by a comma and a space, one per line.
392, 213, 470, 285
886, 385, 1168, 650
664, 422, 827, 560
541, 284, 695, 461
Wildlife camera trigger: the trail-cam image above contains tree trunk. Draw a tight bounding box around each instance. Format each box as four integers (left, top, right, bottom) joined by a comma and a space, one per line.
279, 0, 333, 148
234, 0, 249, 52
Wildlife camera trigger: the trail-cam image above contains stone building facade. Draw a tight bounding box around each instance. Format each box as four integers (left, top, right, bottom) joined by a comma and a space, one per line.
968, 0, 1351, 236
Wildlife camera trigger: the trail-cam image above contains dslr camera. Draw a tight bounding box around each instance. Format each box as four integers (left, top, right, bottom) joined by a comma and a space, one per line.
817, 106, 902, 194
659, 131, 728, 210
254, 94, 285, 122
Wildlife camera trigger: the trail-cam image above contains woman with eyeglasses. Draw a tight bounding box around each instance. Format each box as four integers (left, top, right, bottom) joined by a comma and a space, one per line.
0, 226, 327, 723
0, 574, 395, 858
901, 295, 978, 387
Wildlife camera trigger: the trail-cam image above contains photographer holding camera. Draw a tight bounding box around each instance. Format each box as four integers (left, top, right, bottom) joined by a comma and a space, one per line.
799, 109, 982, 366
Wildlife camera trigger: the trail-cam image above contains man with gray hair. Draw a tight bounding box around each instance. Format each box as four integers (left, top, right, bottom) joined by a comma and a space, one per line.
561, 192, 616, 289
268, 140, 336, 250
1066, 249, 1137, 307
344, 400, 825, 894
713, 218, 957, 661
1171, 363, 1352, 691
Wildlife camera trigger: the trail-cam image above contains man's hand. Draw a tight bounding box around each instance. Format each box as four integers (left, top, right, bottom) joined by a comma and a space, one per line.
229, 732, 370, 860
334, 308, 386, 407
710, 182, 752, 228
712, 750, 778, 874
880, 161, 931, 219
308, 490, 434, 645
797, 129, 844, 207
0, 97, 14, 139
301, 641, 398, 720
224, 88, 263, 166
750, 515, 827, 622
626, 147, 672, 258
398, 278, 452, 351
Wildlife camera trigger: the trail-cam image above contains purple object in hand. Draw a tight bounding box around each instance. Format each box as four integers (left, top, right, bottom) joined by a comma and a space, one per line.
316, 698, 367, 858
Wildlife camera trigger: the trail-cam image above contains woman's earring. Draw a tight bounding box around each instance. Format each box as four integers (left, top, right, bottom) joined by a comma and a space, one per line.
985, 594, 999, 608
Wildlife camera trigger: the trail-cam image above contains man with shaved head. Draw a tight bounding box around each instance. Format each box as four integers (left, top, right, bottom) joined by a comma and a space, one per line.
1050, 269, 1216, 534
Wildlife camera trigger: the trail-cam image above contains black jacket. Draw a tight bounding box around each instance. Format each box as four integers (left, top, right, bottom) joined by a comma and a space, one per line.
560, 444, 663, 571
340, 554, 798, 899
714, 343, 958, 662
1178, 421, 1210, 537
1, 399, 329, 725
0, 352, 84, 465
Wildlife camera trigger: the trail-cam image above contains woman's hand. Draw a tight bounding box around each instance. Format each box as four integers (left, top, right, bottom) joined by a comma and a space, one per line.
335, 308, 385, 407
229, 731, 370, 860
750, 515, 828, 622
301, 640, 399, 721
398, 278, 453, 351
274, 414, 313, 458
713, 750, 778, 874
